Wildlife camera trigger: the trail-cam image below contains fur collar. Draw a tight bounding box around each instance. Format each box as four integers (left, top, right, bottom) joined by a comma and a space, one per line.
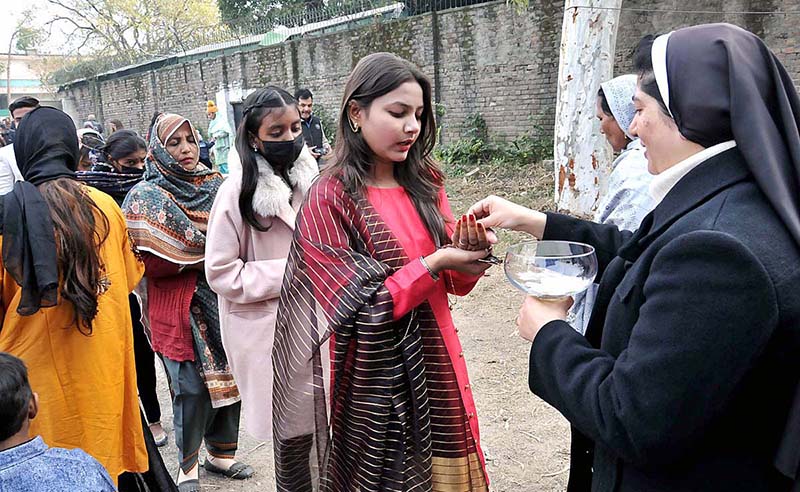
251, 146, 318, 218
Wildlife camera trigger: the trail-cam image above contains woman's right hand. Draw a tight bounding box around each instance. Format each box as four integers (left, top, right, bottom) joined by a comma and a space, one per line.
467, 195, 547, 238
425, 247, 493, 277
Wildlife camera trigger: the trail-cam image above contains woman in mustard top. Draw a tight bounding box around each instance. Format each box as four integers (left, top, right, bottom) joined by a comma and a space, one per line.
0, 107, 147, 486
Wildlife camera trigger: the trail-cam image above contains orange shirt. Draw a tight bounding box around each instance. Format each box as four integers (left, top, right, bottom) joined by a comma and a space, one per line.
0, 186, 148, 484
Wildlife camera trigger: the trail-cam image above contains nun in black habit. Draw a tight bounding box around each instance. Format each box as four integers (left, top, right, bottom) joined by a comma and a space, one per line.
468, 23, 800, 492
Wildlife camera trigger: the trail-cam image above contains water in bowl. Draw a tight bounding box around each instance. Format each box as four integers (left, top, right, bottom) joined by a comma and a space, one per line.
504, 241, 598, 300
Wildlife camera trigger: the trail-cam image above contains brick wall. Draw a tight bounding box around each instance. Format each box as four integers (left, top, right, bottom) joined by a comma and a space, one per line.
58, 0, 799, 145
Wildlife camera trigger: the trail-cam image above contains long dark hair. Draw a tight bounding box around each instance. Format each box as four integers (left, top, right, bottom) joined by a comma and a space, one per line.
102, 129, 146, 166
39, 178, 110, 334
325, 52, 448, 246
235, 86, 299, 231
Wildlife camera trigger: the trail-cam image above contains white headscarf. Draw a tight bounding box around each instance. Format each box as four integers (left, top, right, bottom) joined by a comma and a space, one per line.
651, 32, 674, 118
600, 74, 638, 139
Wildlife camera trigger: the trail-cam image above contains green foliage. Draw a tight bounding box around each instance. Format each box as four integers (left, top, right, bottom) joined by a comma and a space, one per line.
218, 0, 389, 31
435, 113, 552, 175
312, 103, 338, 146
15, 27, 44, 52
505, 0, 529, 13
218, 0, 282, 27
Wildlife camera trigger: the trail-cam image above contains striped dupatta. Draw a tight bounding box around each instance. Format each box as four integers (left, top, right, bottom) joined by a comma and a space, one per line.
273, 175, 487, 492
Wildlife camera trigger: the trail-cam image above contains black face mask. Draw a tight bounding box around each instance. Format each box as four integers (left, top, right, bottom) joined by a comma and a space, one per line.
260, 134, 305, 171
118, 165, 145, 176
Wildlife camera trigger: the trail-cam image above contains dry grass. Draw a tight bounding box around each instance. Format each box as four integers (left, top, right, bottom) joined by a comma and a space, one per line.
444, 160, 555, 216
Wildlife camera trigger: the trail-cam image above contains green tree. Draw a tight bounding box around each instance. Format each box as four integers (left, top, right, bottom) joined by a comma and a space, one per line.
15, 27, 45, 53
6, 10, 45, 105
218, 0, 282, 31
218, 0, 275, 23
44, 0, 222, 64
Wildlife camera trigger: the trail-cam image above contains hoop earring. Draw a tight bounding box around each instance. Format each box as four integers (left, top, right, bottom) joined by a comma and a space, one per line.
349, 118, 360, 133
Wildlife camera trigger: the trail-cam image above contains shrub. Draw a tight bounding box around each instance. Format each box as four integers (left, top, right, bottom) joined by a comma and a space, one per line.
435, 112, 552, 175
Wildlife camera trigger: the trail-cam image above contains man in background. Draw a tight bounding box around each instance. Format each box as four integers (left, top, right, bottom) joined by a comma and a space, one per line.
84, 113, 105, 135
0, 96, 37, 193
295, 88, 332, 166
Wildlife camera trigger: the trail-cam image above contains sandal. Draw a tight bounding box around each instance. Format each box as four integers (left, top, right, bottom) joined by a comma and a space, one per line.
177, 479, 201, 492
203, 460, 255, 480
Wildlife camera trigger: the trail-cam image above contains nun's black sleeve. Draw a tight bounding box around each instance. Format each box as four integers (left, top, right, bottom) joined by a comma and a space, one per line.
527, 229, 778, 466
543, 212, 636, 277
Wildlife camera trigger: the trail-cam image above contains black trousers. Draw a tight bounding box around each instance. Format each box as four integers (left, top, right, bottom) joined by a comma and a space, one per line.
130, 294, 161, 424
567, 427, 594, 492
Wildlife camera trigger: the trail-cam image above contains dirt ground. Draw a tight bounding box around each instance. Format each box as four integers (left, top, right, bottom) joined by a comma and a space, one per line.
153, 163, 572, 491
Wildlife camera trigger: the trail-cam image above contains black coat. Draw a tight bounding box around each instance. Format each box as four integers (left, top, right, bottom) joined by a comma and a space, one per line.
301, 115, 325, 151
530, 148, 800, 491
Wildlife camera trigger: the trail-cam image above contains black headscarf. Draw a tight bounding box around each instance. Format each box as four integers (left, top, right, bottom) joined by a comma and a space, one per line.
657, 23, 800, 248
656, 23, 800, 485
0, 107, 77, 316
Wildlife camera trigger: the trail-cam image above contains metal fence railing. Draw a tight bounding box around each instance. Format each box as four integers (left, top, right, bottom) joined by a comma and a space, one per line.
51, 0, 502, 86
185, 0, 405, 55
171, 0, 504, 57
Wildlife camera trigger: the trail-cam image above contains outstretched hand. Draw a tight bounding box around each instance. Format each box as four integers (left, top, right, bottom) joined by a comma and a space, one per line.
451, 214, 497, 251
467, 195, 546, 238
426, 246, 493, 277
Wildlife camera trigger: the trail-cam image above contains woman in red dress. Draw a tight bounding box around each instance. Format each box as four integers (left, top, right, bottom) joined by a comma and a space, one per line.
273, 52, 495, 491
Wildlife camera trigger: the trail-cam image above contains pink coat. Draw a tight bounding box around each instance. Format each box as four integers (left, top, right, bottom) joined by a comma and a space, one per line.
205, 148, 318, 441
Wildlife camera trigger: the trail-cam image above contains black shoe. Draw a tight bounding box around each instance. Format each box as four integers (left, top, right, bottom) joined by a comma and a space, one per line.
202, 460, 255, 480
177, 478, 201, 492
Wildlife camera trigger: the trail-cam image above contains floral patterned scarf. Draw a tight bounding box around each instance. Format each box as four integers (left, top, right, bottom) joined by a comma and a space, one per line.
123, 115, 222, 263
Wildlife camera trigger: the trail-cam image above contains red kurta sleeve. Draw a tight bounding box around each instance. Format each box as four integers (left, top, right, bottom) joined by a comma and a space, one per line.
385, 259, 438, 319
140, 252, 197, 361
374, 186, 482, 320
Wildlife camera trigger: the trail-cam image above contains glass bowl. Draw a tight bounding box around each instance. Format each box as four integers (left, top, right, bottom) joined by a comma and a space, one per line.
504, 240, 597, 300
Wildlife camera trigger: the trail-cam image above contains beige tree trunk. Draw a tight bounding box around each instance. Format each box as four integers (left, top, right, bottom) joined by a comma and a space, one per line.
553, 0, 622, 216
